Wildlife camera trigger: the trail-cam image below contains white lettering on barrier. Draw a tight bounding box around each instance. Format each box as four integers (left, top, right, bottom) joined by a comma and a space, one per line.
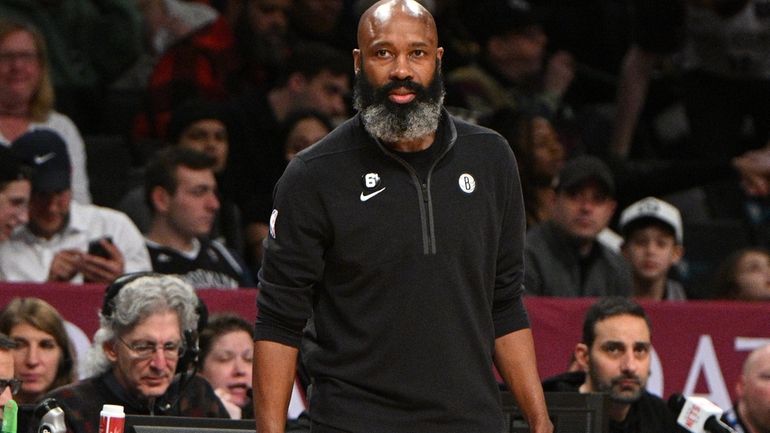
682, 335, 730, 410
647, 348, 664, 397
734, 337, 770, 352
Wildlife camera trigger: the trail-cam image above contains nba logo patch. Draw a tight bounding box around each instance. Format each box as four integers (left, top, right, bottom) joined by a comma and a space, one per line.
270, 209, 278, 239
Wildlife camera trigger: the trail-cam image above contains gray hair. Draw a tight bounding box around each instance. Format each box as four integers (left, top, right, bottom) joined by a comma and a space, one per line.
82, 274, 199, 377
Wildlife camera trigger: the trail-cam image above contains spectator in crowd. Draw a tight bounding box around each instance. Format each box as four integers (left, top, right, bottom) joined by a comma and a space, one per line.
0, 146, 30, 243
118, 101, 244, 257
198, 313, 253, 419
619, 196, 687, 300
226, 41, 350, 270
134, 0, 294, 140
253, 1, 552, 432
485, 109, 565, 229
281, 109, 334, 161
542, 296, 679, 432
46, 273, 229, 433
0, 1, 143, 135
611, 0, 770, 162
144, 147, 253, 289
446, 0, 574, 125
0, 130, 151, 283
525, 155, 632, 296
0, 333, 19, 428
0, 19, 91, 204
722, 343, 770, 433
290, 0, 355, 51
0, 297, 75, 405
113, 0, 219, 90
712, 247, 770, 301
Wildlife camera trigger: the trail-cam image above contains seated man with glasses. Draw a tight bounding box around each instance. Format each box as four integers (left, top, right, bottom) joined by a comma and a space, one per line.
0, 333, 20, 429
45, 273, 229, 433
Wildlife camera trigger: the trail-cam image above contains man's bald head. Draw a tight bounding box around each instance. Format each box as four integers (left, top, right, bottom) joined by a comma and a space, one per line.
742, 344, 770, 376
357, 0, 437, 49
736, 344, 770, 433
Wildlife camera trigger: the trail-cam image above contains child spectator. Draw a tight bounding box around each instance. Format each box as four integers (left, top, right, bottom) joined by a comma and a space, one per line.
712, 247, 770, 301
619, 196, 686, 300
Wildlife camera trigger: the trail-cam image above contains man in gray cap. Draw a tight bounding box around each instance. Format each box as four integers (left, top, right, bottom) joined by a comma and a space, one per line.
525, 155, 632, 297
0, 130, 151, 283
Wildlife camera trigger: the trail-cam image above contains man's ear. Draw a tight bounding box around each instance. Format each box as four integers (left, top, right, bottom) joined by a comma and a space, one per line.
735, 374, 746, 400
151, 186, 171, 214
575, 343, 590, 370
353, 48, 361, 74
103, 340, 119, 363
672, 244, 685, 264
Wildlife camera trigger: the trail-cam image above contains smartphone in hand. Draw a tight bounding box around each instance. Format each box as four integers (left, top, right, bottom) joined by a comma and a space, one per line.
87, 237, 113, 259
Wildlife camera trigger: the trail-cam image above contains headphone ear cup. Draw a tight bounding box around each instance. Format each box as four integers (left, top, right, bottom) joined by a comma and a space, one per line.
175, 296, 206, 375
102, 272, 163, 318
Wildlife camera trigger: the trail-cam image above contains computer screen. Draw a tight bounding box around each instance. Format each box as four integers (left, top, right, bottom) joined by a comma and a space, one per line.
124, 415, 256, 433
501, 391, 610, 433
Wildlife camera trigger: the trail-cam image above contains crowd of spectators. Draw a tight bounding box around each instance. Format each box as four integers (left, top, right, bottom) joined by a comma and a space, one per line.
0, 0, 766, 299
0, 0, 768, 432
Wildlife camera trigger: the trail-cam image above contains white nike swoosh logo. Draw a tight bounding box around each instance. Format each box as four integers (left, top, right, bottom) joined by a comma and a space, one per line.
360, 187, 386, 202
33, 152, 55, 165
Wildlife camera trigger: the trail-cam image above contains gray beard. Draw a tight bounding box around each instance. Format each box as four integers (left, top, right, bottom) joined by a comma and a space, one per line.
359, 97, 443, 143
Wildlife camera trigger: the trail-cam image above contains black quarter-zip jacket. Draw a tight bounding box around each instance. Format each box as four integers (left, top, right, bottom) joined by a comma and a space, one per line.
256, 110, 530, 433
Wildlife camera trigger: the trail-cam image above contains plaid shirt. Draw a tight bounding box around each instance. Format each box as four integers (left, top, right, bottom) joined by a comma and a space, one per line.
45, 371, 229, 433
133, 17, 239, 140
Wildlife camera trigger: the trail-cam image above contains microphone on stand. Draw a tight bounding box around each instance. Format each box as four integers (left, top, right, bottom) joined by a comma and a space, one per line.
667, 393, 736, 433
34, 398, 66, 433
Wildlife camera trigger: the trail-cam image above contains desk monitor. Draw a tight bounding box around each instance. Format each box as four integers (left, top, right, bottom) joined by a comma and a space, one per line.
501, 391, 610, 433
124, 415, 256, 433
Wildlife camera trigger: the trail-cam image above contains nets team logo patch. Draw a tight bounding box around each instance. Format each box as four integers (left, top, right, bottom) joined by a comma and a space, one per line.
458, 173, 476, 194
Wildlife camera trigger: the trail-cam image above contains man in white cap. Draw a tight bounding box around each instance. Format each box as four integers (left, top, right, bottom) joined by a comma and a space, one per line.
619, 196, 686, 300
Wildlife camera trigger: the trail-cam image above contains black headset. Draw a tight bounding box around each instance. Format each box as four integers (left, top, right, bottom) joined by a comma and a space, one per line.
101, 272, 207, 375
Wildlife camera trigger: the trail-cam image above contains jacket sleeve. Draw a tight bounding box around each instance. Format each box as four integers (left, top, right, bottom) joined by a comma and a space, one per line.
254, 156, 329, 347
492, 138, 530, 337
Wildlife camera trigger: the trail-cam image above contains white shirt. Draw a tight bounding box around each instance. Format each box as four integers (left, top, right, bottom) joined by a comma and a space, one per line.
0, 201, 151, 282
0, 111, 92, 204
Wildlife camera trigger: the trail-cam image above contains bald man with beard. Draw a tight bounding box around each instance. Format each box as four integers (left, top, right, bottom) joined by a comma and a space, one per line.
252, 1, 552, 432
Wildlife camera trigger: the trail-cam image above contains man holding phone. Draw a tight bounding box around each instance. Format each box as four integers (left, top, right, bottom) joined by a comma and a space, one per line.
0, 130, 151, 283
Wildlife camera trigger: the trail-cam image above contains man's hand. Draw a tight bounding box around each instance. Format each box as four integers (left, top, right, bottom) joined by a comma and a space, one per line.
47, 250, 83, 282
214, 387, 243, 419
81, 240, 125, 283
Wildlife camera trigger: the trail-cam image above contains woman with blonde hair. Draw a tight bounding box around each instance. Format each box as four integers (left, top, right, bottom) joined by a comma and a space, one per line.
0, 297, 75, 404
0, 18, 90, 203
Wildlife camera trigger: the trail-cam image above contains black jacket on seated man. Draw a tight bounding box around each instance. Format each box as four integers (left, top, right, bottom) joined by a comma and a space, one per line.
45, 370, 228, 433
542, 371, 679, 433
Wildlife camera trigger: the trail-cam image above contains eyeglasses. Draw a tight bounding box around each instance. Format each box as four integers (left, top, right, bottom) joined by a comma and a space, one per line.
117, 337, 185, 360
0, 378, 22, 395
0, 51, 38, 65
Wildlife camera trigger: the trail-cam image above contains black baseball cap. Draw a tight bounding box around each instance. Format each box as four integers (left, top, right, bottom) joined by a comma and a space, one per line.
166, 100, 231, 145
10, 130, 71, 193
555, 155, 615, 197
0, 146, 29, 184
